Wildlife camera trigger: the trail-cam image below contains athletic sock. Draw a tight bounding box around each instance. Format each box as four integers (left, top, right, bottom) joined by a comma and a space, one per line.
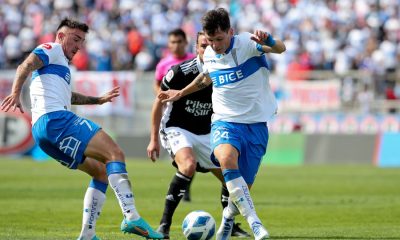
79, 179, 107, 239
223, 169, 261, 226
221, 185, 240, 219
160, 171, 192, 227
106, 161, 140, 221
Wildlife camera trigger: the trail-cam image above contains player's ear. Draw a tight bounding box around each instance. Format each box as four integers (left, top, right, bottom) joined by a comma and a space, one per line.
57, 32, 65, 40
229, 28, 234, 36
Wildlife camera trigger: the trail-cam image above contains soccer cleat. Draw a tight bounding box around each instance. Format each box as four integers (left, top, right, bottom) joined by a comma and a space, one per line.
77, 236, 100, 240
156, 223, 170, 239
121, 217, 164, 239
216, 217, 234, 240
251, 222, 269, 240
231, 223, 251, 238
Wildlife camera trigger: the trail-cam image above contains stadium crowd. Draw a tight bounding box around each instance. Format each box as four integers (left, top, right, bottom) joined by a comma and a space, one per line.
0, 0, 399, 97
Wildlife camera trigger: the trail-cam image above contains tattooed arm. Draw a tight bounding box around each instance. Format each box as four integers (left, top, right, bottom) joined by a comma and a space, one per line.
71, 86, 120, 105
158, 72, 212, 103
1, 53, 44, 113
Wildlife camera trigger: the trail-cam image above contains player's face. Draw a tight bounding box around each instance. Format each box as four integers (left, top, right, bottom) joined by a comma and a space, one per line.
61, 28, 86, 61
205, 28, 233, 54
168, 35, 187, 57
196, 35, 208, 62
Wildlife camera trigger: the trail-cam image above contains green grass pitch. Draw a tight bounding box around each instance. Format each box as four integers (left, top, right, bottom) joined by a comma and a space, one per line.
0, 157, 399, 239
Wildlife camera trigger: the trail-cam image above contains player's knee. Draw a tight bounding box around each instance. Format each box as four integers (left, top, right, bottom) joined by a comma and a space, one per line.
179, 157, 196, 176
216, 154, 236, 168
107, 145, 125, 161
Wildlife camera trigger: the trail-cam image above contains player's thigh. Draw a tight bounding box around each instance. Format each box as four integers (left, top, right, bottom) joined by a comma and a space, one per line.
211, 121, 240, 169
78, 157, 108, 182
84, 129, 124, 163
192, 133, 218, 170
175, 147, 197, 172
213, 144, 239, 169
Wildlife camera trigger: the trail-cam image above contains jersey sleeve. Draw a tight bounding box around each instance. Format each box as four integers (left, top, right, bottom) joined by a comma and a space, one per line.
160, 64, 181, 91
32, 43, 62, 66
240, 32, 264, 56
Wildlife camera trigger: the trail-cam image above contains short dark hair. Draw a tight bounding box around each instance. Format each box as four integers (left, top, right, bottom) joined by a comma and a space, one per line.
201, 8, 230, 35
168, 28, 187, 40
57, 18, 89, 33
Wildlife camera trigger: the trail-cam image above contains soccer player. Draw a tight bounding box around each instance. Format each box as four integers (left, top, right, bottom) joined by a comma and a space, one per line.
0, 18, 163, 240
153, 28, 196, 202
153, 28, 195, 96
147, 31, 250, 239
158, 8, 286, 240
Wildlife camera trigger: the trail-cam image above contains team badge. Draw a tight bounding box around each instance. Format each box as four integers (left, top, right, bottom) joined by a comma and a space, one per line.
165, 70, 174, 82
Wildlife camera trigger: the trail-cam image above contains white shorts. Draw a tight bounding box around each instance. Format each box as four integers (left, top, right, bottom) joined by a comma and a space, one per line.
160, 127, 218, 170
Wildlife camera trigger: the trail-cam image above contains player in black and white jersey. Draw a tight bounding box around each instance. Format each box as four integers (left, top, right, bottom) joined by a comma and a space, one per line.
147, 32, 250, 239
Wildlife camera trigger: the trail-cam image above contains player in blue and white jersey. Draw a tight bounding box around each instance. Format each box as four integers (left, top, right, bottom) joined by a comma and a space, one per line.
0, 18, 163, 240
158, 8, 286, 240
147, 32, 250, 239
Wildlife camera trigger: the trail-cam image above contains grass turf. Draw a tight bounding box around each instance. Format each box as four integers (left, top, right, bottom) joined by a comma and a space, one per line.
0, 158, 399, 239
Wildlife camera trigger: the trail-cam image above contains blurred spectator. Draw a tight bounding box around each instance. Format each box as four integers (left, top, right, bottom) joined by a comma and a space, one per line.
0, 0, 398, 86
286, 50, 312, 81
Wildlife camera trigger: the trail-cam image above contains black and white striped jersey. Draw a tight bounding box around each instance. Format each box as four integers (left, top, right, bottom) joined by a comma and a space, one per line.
160, 56, 213, 135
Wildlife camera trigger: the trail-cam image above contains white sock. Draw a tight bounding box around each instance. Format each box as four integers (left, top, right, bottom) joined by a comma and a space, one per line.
226, 176, 262, 226
79, 187, 106, 239
223, 199, 240, 219
108, 173, 140, 220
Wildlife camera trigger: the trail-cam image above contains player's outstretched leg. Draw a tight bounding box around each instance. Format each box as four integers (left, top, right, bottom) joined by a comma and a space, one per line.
77, 179, 108, 240
106, 161, 163, 239
223, 169, 269, 240
220, 185, 251, 238
157, 171, 193, 239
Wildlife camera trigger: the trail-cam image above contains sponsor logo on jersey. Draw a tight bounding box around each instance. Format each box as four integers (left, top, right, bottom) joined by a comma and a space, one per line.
184, 100, 212, 116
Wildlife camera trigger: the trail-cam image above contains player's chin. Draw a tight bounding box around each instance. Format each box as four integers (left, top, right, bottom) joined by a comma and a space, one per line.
68, 53, 75, 61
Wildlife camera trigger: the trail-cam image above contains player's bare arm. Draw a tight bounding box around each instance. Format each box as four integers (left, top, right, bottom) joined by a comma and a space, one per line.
147, 96, 163, 162
0, 53, 44, 113
158, 73, 211, 103
71, 86, 120, 105
251, 30, 286, 54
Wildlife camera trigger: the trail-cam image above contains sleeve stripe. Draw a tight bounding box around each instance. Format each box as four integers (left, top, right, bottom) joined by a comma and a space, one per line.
32, 48, 49, 66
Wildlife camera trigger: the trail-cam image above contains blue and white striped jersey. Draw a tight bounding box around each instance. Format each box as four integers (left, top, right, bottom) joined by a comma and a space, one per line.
30, 42, 72, 124
203, 32, 277, 123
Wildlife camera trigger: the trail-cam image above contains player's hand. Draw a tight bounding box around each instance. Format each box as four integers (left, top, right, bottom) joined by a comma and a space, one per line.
251, 30, 269, 44
147, 141, 160, 162
98, 86, 120, 104
0, 93, 24, 113
158, 89, 182, 103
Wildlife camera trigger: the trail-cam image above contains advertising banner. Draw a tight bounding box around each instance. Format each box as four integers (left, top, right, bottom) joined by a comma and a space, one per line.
74, 71, 135, 116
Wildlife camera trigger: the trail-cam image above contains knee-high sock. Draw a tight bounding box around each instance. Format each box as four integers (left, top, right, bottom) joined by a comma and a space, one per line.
223, 169, 261, 226
106, 161, 139, 220
160, 171, 192, 227
79, 179, 107, 239
221, 185, 240, 219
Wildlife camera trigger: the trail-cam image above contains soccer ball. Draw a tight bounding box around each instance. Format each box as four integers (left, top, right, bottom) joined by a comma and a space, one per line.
182, 210, 216, 240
